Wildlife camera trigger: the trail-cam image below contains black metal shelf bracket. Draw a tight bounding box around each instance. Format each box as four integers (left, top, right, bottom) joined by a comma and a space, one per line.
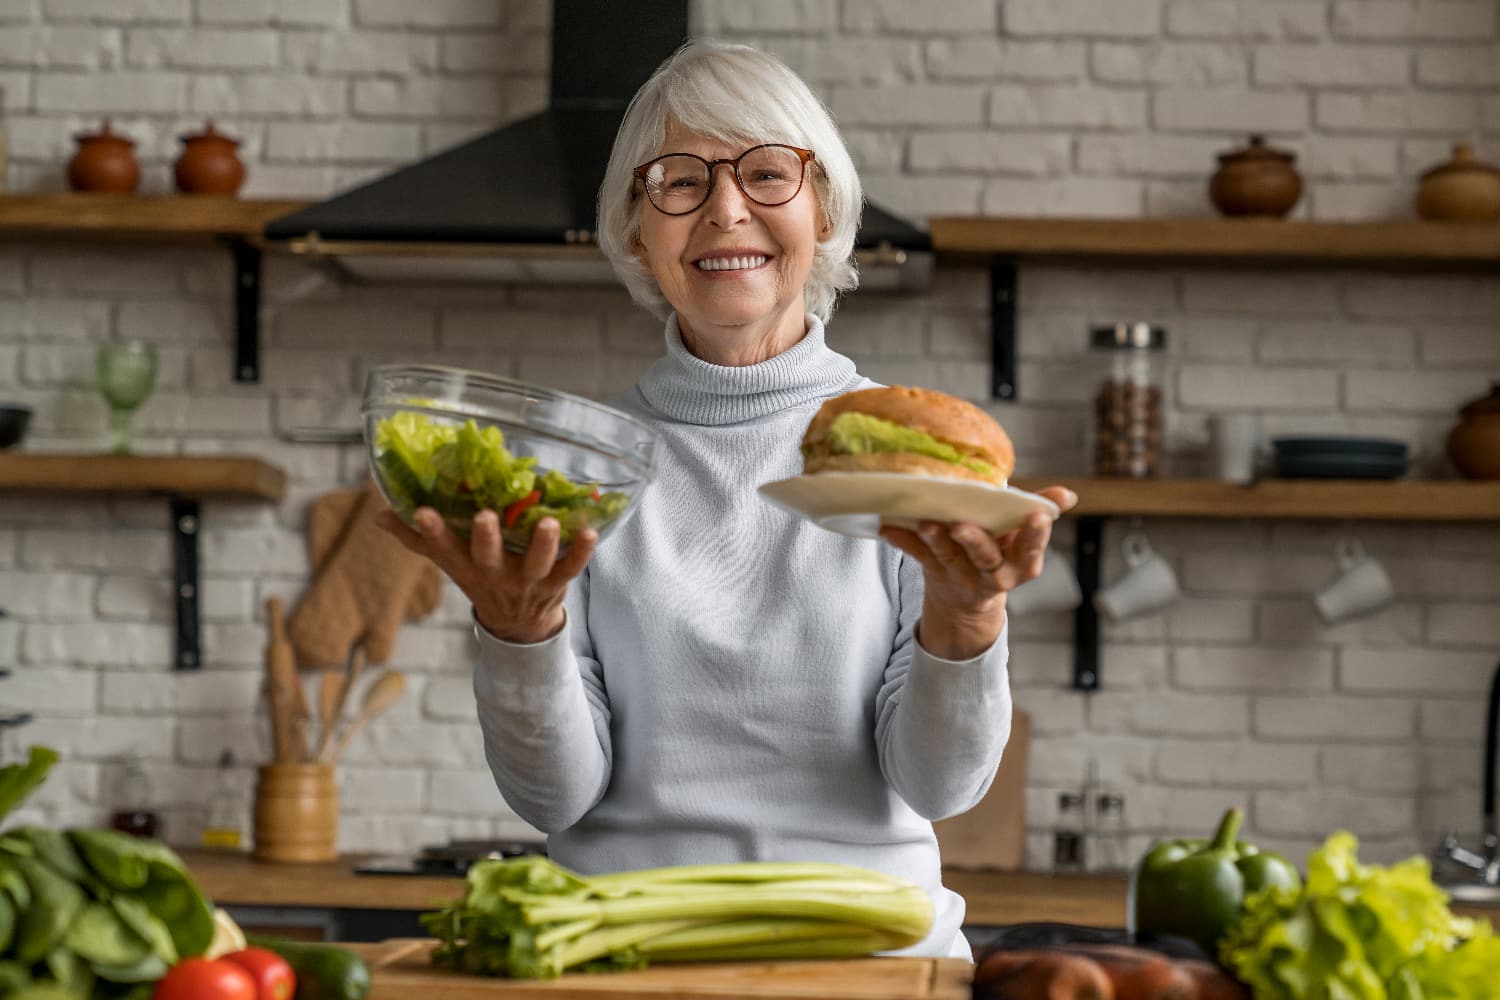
231, 237, 262, 383
989, 257, 1018, 401
169, 496, 202, 671
1072, 517, 1104, 691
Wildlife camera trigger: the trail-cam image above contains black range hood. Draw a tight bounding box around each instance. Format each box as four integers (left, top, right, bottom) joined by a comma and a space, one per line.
262, 0, 931, 291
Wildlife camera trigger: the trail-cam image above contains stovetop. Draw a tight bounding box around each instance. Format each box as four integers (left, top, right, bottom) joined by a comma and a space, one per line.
354, 838, 547, 877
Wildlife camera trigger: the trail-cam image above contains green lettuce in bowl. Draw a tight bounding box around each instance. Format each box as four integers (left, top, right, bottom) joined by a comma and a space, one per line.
372, 410, 633, 551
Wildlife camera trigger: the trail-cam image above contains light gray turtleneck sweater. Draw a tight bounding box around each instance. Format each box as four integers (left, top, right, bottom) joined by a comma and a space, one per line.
472, 314, 1013, 959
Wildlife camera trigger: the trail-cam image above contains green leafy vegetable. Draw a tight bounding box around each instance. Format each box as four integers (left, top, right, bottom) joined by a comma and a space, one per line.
421, 855, 934, 980
1220, 830, 1500, 1000
372, 411, 630, 548
0, 746, 218, 998
0, 749, 59, 827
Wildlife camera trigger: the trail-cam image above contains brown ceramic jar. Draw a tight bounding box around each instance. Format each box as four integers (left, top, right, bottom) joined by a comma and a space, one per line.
1415, 143, 1500, 222
67, 120, 140, 194
173, 120, 246, 196
1447, 383, 1500, 480
1209, 135, 1303, 218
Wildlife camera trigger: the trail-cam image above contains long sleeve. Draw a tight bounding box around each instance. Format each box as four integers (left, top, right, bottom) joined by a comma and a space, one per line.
873, 552, 1013, 821
472, 571, 613, 833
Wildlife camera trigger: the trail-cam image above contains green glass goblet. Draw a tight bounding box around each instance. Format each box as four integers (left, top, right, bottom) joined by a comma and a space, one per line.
95, 340, 158, 454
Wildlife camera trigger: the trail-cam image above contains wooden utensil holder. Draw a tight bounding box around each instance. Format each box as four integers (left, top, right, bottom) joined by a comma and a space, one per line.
253, 763, 338, 863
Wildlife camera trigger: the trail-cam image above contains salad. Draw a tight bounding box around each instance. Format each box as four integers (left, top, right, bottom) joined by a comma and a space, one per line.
371, 410, 631, 549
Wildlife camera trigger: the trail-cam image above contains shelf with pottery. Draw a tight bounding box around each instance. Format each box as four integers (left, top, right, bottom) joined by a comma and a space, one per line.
926, 214, 1500, 403
0, 452, 287, 670
930, 140, 1500, 400
929, 215, 1500, 402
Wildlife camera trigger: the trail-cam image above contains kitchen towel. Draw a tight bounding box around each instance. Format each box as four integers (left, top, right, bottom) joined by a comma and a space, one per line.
289, 481, 442, 669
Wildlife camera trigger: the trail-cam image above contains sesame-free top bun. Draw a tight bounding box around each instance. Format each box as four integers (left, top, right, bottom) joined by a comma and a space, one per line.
801, 385, 1016, 485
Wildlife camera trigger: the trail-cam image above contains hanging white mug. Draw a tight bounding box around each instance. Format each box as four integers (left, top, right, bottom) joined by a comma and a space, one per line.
1094, 531, 1179, 622
1312, 538, 1394, 624
1007, 547, 1083, 616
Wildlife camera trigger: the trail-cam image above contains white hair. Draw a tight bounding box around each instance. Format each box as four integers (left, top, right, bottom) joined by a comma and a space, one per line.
596, 40, 863, 324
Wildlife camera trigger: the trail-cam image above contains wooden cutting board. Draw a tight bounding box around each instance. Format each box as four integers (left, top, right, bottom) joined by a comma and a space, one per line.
349, 939, 972, 999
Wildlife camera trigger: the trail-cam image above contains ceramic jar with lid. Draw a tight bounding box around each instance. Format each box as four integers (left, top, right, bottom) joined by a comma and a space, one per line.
173, 120, 246, 196
67, 120, 139, 194
1415, 143, 1500, 222
1208, 135, 1303, 218
1447, 383, 1500, 480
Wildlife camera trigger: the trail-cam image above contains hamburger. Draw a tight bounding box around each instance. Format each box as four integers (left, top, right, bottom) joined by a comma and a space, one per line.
800, 385, 1015, 486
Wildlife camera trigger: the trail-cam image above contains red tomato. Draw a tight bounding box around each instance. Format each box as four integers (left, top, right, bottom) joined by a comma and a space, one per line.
153, 957, 257, 1000
222, 947, 297, 1000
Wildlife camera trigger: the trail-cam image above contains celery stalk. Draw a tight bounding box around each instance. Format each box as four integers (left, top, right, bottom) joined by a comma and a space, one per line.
638, 918, 905, 953
419, 856, 934, 980
643, 933, 914, 962
516, 887, 932, 940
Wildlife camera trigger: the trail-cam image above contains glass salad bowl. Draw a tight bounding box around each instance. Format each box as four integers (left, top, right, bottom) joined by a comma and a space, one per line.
361, 365, 659, 554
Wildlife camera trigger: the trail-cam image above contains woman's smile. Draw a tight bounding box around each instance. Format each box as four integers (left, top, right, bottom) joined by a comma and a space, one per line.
691, 248, 773, 276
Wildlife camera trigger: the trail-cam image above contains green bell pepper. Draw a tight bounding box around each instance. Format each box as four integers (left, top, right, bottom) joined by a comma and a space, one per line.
1131, 806, 1301, 958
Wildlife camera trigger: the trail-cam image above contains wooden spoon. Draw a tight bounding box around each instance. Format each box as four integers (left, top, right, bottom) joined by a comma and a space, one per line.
315, 669, 342, 755
322, 669, 405, 765
314, 645, 366, 762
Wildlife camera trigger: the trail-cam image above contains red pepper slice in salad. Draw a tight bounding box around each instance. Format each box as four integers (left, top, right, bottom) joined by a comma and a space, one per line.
503, 489, 543, 530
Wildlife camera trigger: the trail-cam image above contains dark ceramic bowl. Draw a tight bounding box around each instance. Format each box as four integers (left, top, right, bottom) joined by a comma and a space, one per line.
0, 405, 31, 449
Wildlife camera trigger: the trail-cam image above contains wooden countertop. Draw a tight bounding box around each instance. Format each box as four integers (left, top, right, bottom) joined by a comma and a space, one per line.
183, 852, 1498, 926
183, 850, 465, 911
348, 939, 970, 1000
945, 869, 1127, 927
183, 851, 1126, 925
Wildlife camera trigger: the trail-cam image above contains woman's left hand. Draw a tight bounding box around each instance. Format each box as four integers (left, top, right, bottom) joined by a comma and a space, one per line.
878, 485, 1077, 660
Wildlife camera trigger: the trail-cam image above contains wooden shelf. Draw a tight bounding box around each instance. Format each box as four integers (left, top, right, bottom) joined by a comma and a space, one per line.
1010, 476, 1500, 692
0, 194, 307, 244
930, 216, 1500, 267
0, 453, 287, 669
1011, 477, 1500, 522
0, 453, 286, 500
0, 195, 310, 383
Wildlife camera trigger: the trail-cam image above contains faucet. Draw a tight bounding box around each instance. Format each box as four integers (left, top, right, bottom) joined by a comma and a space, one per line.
1434, 657, 1500, 886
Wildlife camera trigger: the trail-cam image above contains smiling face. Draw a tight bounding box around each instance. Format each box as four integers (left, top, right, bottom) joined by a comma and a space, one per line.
633, 121, 826, 365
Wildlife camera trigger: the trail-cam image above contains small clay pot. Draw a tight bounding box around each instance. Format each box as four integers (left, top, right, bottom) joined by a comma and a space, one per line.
1447, 383, 1500, 480
1209, 135, 1303, 218
67, 120, 140, 194
1415, 143, 1500, 222
173, 120, 246, 196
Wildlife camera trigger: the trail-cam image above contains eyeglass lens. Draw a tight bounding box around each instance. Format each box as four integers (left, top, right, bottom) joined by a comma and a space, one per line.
641, 146, 806, 214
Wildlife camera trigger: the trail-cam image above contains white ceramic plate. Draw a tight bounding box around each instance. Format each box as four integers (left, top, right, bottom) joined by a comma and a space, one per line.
758, 472, 1061, 540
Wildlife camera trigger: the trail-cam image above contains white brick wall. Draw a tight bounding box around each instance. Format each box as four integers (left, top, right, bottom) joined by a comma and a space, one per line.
0, 0, 1496, 873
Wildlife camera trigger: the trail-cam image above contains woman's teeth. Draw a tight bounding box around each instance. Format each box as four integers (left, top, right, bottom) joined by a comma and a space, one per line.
695, 255, 767, 271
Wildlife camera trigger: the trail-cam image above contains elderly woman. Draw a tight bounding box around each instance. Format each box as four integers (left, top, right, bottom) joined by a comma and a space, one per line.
379, 40, 1075, 958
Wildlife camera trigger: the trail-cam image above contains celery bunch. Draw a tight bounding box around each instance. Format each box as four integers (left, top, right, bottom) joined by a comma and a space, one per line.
419, 856, 934, 979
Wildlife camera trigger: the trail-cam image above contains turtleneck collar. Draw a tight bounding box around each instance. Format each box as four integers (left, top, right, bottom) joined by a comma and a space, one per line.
636, 313, 860, 426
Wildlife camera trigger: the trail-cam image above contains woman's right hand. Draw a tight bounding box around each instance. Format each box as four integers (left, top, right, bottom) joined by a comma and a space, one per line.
375, 506, 597, 644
